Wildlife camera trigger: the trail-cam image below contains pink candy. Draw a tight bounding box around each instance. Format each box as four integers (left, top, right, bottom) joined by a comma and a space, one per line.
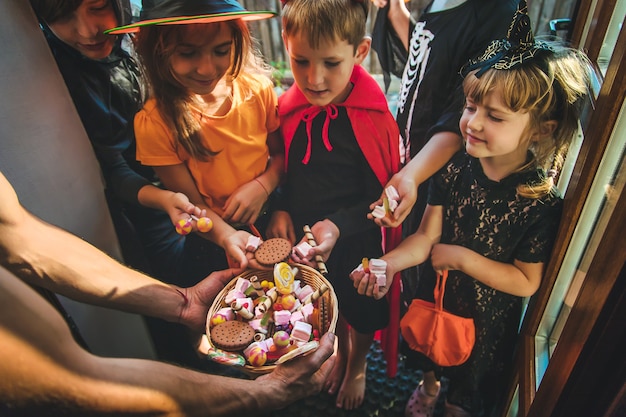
293, 241, 313, 258
246, 235, 261, 251
175, 218, 192, 235
273, 330, 290, 348
246, 346, 267, 367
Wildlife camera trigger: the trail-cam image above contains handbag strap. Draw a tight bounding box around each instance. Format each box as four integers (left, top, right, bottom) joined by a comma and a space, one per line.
433, 270, 448, 311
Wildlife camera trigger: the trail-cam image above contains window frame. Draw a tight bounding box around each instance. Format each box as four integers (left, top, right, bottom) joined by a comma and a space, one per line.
501, 0, 626, 415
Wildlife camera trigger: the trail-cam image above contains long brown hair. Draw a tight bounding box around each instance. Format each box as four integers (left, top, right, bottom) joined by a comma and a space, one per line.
133, 19, 265, 160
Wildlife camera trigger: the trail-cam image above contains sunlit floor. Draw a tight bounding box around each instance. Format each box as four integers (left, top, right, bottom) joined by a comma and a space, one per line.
211, 340, 448, 417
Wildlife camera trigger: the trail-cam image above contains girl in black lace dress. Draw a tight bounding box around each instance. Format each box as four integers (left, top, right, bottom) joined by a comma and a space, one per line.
351, 4, 593, 415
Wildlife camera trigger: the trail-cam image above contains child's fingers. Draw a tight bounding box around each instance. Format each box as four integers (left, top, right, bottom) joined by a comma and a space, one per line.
373, 283, 388, 300
369, 197, 383, 211
221, 201, 237, 222
353, 272, 376, 296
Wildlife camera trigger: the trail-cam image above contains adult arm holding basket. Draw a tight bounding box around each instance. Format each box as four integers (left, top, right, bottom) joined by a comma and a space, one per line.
0, 170, 335, 415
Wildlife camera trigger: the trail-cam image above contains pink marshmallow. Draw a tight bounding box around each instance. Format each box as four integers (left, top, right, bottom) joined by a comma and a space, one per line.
274, 309, 291, 326
300, 303, 315, 323
224, 290, 245, 305
296, 284, 314, 302
290, 321, 312, 344
246, 235, 261, 251
215, 307, 235, 321
369, 259, 387, 288
293, 241, 313, 258
289, 310, 304, 325
385, 185, 400, 202
248, 318, 268, 334
234, 277, 250, 293
371, 205, 386, 219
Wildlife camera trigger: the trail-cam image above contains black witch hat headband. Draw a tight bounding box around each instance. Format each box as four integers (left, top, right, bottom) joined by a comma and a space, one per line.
460, 0, 553, 78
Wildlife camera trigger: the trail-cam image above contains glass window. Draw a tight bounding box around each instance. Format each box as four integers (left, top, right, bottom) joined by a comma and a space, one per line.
535, 102, 626, 386
597, 0, 626, 75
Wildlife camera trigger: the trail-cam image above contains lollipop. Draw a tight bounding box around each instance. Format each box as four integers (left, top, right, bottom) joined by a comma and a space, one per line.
176, 215, 213, 235
195, 216, 213, 233
175, 218, 192, 235
274, 262, 296, 295
246, 346, 268, 367
207, 347, 245, 366
273, 330, 290, 348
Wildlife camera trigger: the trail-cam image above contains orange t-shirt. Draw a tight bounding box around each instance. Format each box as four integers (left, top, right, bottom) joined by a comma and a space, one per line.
135, 73, 280, 215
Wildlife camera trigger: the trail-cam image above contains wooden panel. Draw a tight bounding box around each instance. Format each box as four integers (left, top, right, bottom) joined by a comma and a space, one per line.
569, 0, 593, 47
584, 0, 618, 61
503, 2, 626, 415
528, 185, 626, 416
519, 9, 624, 388
0, 0, 154, 359
522, 0, 625, 339
552, 264, 625, 417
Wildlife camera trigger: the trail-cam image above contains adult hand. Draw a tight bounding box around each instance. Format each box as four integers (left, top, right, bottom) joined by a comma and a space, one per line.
178, 267, 245, 332
257, 332, 336, 407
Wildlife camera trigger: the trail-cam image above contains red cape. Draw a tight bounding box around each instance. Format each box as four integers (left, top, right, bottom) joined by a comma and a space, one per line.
279, 65, 403, 376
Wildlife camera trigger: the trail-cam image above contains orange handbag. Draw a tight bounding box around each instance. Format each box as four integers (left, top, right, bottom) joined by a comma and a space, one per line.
400, 270, 475, 367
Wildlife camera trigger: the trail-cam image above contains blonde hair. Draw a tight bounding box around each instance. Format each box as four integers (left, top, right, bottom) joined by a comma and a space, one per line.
133, 20, 270, 160
463, 44, 592, 198
281, 0, 367, 50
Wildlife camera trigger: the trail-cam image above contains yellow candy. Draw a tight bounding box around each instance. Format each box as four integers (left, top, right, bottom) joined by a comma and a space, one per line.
246, 346, 267, 367
383, 196, 391, 215
274, 262, 295, 295
210, 313, 227, 327
196, 216, 213, 233
273, 330, 290, 348
175, 218, 192, 235
281, 294, 296, 310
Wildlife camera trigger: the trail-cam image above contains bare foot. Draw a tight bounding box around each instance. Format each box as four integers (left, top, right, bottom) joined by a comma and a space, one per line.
335, 361, 366, 410
324, 352, 346, 395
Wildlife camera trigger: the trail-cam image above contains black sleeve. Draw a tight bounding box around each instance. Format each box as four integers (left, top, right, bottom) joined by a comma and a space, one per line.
371, 4, 416, 91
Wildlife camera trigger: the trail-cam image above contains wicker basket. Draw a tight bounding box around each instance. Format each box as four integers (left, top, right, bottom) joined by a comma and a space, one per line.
205, 263, 338, 376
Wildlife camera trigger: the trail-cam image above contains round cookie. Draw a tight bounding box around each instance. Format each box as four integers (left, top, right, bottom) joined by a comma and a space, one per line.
210, 320, 255, 351
254, 238, 292, 266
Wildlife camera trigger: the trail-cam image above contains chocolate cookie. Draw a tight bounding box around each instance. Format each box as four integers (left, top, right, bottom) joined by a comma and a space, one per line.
254, 238, 292, 266
211, 320, 255, 351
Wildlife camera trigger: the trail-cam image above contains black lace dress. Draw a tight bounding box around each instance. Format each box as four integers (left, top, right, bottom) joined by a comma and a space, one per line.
405, 151, 563, 416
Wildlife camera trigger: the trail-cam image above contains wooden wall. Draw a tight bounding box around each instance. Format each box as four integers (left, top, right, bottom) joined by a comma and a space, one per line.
1, 0, 156, 360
